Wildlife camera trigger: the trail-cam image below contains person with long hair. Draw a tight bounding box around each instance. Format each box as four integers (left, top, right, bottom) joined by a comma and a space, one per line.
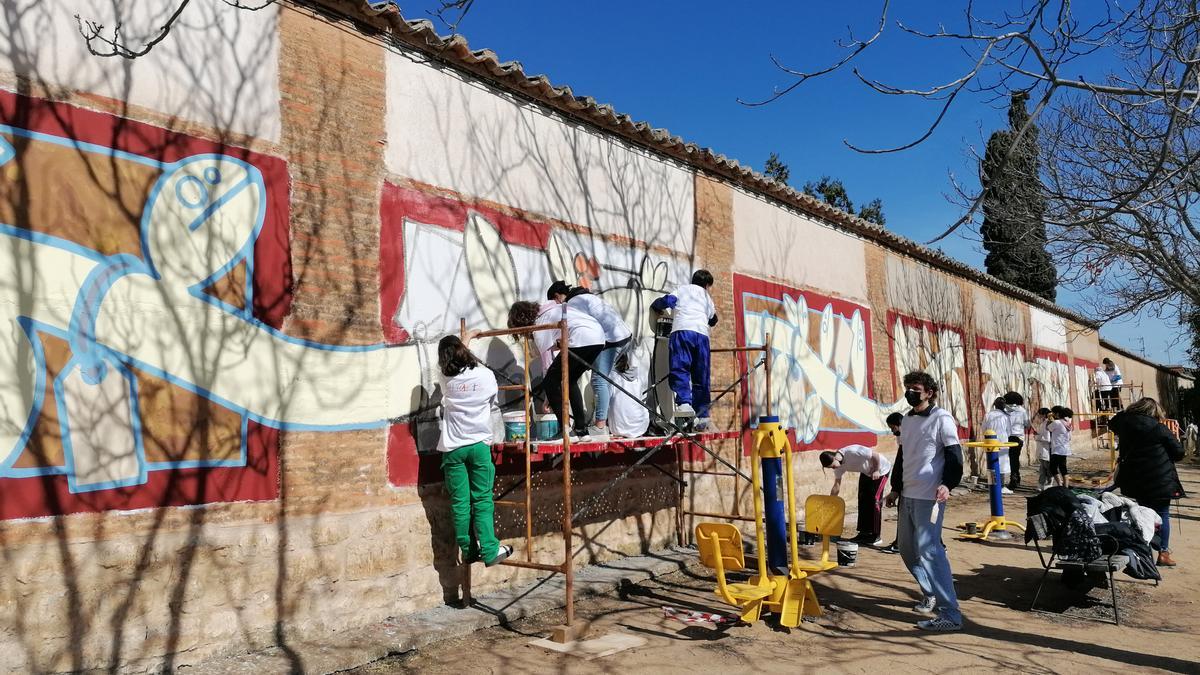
1047, 406, 1073, 488
547, 280, 632, 438
1111, 397, 1185, 567
507, 298, 604, 440
436, 335, 511, 567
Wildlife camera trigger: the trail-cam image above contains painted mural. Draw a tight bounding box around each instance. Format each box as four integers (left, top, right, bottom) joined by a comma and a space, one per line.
976, 336, 1076, 430
0, 93, 427, 520
378, 181, 691, 483
734, 274, 905, 448
887, 311, 970, 432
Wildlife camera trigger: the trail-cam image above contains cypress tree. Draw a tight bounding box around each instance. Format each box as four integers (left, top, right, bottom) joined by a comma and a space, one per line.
980, 92, 1057, 301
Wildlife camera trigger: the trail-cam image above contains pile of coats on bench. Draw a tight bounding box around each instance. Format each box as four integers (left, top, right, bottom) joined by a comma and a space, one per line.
1027, 487, 1162, 582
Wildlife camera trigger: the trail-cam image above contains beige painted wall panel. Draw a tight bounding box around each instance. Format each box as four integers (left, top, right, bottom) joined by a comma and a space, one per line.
385, 51, 695, 254
884, 253, 963, 324
973, 287, 1027, 342
1031, 306, 1070, 352
731, 188, 868, 302
0, 1, 281, 142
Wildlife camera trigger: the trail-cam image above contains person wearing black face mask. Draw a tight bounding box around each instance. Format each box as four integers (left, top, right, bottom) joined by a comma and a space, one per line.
884, 371, 966, 632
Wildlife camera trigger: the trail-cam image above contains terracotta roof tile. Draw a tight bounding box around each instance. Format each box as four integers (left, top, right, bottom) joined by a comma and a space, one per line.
352, 0, 1098, 329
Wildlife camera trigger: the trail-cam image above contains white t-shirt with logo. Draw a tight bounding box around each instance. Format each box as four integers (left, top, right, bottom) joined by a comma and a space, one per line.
898, 406, 961, 501
567, 293, 632, 345
439, 364, 499, 452
667, 284, 717, 336
833, 444, 892, 480
608, 362, 650, 438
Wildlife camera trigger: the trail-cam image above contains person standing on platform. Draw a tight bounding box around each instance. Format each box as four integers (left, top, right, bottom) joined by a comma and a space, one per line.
885, 371, 965, 631
651, 270, 718, 430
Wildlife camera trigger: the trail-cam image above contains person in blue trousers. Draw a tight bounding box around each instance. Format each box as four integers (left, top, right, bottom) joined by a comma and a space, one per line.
651, 270, 718, 430
884, 370, 966, 631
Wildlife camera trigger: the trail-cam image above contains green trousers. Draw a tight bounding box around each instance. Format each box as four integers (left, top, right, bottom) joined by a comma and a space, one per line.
441, 441, 502, 563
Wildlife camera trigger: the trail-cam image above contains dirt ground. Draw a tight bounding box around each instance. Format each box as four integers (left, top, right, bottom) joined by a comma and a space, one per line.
352, 459, 1200, 674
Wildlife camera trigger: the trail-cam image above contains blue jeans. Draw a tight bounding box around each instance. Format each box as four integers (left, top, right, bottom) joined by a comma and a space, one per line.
898, 496, 962, 623
590, 339, 628, 423
1150, 501, 1172, 551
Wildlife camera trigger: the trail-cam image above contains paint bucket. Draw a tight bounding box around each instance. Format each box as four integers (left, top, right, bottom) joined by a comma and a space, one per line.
503, 412, 527, 442
836, 541, 859, 567
534, 414, 560, 441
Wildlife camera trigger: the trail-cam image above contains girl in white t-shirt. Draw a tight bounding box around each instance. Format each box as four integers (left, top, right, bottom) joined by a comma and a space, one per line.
1047, 406, 1074, 488
438, 335, 512, 567
1032, 407, 1053, 491
607, 351, 649, 439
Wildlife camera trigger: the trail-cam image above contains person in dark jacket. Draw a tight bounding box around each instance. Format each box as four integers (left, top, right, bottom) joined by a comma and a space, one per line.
1110, 397, 1185, 567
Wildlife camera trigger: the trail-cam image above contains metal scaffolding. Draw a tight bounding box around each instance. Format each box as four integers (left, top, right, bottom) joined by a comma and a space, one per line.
455, 317, 772, 641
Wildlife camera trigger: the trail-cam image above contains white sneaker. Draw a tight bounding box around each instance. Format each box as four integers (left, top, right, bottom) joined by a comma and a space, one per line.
913, 596, 937, 615
1001, 487, 1014, 495
693, 417, 712, 431
587, 425, 611, 439
674, 402, 696, 417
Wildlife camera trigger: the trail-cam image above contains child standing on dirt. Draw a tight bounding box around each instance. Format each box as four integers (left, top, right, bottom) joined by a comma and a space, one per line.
1048, 406, 1074, 488
437, 335, 513, 567
1033, 407, 1053, 491
651, 270, 718, 430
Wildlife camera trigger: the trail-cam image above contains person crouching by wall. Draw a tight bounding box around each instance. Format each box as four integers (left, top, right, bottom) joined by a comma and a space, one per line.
507, 299, 605, 440
1110, 397, 1185, 567
1048, 406, 1074, 488
437, 335, 512, 567
651, 269, 718, 430
820, 444, 893, 546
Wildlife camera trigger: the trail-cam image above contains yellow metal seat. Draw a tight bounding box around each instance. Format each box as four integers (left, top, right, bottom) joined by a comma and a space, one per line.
792, 494, 845, 574
695, 523, 773, 621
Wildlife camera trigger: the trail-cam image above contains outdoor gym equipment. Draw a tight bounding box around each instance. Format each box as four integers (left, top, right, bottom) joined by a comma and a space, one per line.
959, 429, 1025, 541
695, 416, 844, 627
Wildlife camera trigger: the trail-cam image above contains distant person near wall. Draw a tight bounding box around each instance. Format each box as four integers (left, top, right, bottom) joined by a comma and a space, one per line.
983, 397, 1014, 494
1094, 365, 1112, 412
1103, 358, 1124, 410
1004, 391, 1029, 490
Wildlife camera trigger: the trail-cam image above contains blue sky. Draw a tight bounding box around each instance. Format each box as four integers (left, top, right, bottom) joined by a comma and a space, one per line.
396, 0, 1187, 365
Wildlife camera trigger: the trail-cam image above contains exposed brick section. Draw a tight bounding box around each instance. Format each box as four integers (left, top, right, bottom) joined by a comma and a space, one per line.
693, 174, 737, 432
278, 7, 385, 348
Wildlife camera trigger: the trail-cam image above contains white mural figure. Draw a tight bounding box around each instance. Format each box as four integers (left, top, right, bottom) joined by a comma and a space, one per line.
979, 345, 1030, 415
0, 150, 424, 493
742, 293, 906, 443
392, 208, 683, 405
1072, 364, 1095, 415
891, 317, 968, 425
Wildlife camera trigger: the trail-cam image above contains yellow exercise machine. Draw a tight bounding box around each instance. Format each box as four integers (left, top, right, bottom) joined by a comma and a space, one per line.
695, 416, 846, 627
959, 429, 1025, 541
